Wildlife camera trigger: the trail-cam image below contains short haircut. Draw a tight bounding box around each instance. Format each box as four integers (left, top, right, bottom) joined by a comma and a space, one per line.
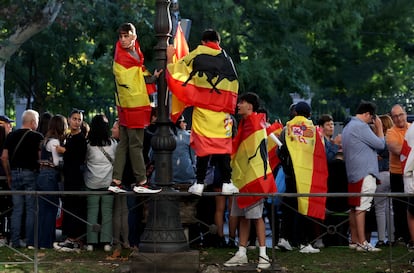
201, 29, 220, 43
22, 109, 39, 124
239, 92, 260, 112
118, 23, 136, 35
317, 114, 333, 126
355, 100, 377, 115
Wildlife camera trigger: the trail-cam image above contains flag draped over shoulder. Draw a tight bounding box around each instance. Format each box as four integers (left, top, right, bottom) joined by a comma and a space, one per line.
170, 23, 190, 123
231, 113, 277, 209
285, 116, 328, 220
266, 122, 284, 172
113, 41, 151, 128
166, 44, 238, 114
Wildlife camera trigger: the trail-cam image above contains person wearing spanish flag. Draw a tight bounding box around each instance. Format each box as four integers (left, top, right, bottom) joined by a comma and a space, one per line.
278, 101, 328, 253
166, 29, 239, 196
109, 23, 162, 194
224, 92, 276, 270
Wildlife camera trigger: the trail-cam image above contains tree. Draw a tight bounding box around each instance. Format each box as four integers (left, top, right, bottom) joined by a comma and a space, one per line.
0, 1, 62, 115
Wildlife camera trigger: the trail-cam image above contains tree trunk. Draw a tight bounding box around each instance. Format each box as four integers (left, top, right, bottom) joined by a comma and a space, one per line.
0, 1, 62, 114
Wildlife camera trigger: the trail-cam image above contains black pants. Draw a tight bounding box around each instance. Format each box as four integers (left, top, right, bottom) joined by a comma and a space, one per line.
390, 173, 409, 242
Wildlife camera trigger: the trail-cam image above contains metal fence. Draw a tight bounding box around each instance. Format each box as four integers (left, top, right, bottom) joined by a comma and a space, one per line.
0, 190, 412, 272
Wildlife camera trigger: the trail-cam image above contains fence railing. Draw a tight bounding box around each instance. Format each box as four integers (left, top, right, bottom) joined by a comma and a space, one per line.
0, 190, 412, 272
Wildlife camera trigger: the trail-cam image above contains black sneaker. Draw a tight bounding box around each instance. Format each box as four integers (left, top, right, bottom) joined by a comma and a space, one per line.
133, 183, 161, 194
108, 182, 127, 193
375, 240, 386, 248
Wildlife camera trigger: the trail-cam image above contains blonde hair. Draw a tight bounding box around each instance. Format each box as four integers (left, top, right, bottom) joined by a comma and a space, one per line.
379, 114, 393, 134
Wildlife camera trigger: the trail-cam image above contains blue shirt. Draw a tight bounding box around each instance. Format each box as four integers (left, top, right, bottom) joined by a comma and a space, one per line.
342, 117, 385, 183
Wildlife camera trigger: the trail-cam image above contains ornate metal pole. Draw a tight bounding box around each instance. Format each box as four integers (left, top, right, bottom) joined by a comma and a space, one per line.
139, 0, 188, 253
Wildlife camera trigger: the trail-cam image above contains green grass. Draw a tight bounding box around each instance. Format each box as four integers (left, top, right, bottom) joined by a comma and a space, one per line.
0, 245, 414, 273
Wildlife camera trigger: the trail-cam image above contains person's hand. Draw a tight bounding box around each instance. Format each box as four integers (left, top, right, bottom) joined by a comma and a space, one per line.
153, 69, 163, 78
372, 115, 384, 137
333, 134, 341, 145
56, 145, 66, 154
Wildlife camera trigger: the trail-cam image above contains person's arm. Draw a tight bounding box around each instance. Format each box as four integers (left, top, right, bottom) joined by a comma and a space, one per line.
1, 149, 11, 189
166, 45, 175, 64
48, 139, 61, 166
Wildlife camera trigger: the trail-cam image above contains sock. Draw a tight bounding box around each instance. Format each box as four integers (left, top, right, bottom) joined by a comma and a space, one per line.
238, 246, 247, 255
259, 246, 266, 256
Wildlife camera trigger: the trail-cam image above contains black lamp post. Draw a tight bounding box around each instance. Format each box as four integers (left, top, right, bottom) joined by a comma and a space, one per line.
139, 0, 188, 253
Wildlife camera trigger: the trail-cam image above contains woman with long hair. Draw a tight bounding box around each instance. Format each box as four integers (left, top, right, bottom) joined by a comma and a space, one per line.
37, 114, 67, 248
84, 114, 117, 252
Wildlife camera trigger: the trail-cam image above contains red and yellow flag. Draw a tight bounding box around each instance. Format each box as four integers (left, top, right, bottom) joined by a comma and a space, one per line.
266, 122, 284, 172
170, 23, 190, 123
285, 116, 328, 220
166, 44, 238, 114
113, 41, 151, 128
231, 113, 277, 209
190, 107, 233, 157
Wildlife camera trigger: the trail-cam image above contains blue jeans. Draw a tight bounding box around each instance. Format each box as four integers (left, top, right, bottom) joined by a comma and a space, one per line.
10, 170, 37, 247
36, 168, 59, 248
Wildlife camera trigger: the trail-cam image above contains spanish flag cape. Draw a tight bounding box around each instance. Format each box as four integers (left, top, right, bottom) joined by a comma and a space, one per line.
190, 107, 233, 157
231, 113, 277, 209
285, 116, 328, 220
113, 41, 153, 128
266, 122, 284, 172
166, 43, 238, 114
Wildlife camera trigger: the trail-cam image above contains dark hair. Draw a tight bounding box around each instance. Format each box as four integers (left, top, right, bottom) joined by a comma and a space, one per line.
88, 114, 111, 146
45, 115, 67, 143
238, 92, 260, 112
355, 100, 377, 115
317, 114, 333, 126
294, 101, 311, 118
201, 29, 220, 43
37, 112, 52, 136
118, 23, 136, 35
175, 115, 185, 128
69, 108, 84, 118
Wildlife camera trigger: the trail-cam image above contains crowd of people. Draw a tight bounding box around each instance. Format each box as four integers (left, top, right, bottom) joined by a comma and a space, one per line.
1, 21, 414, 271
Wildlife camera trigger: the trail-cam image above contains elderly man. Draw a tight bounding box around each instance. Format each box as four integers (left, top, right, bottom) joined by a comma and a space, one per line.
1, 110, 43, 249
387, 104, 410, 244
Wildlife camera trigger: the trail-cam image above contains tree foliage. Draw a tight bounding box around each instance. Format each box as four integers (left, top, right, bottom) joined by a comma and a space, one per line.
1, 0, 414, 123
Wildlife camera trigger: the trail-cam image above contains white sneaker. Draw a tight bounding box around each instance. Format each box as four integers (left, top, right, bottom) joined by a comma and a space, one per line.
222, 181, 239, 195
223, 251, 248, 267
188, 183, 205, 196
104, 244, 112, 252
277, 238, 293, 251
299, 244, 320, 253
356, 241, 381, 252
86, 245, 94, 251
257, 254, 271, 269
313, 238, 325, 249
133, 184, 162, 194
349, 242, 358, 250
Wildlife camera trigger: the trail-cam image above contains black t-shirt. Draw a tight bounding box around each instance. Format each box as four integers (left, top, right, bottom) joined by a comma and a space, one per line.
4, 129, 44, 170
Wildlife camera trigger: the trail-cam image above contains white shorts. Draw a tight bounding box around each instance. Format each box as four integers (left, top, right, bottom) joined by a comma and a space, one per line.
230, 198, 264, 219
356, 175, 377, 211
